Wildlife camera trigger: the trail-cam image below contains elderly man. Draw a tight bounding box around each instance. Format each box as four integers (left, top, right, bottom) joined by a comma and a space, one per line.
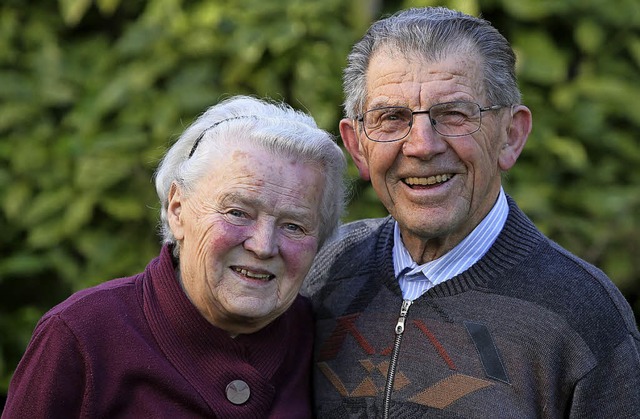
303, 7, 640, 418
4, 96, 346, 418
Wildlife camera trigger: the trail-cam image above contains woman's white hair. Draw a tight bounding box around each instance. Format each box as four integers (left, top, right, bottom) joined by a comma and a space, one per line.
154, 95, 348, 253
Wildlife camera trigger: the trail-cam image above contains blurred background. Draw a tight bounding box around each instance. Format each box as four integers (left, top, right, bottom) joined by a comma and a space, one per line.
1, 0, 639, 403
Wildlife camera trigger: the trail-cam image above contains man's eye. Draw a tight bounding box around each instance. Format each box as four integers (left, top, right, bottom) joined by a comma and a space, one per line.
434, 110, 469, 125
380, 110, 408, 122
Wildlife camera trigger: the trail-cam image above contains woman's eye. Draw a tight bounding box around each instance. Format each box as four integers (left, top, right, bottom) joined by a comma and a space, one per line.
228, 209, 246, 218
283, 223, 304, 234
223, 209, 253, 226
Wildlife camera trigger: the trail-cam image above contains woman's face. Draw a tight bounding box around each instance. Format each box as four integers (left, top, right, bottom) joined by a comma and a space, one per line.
168, 142, 324, 335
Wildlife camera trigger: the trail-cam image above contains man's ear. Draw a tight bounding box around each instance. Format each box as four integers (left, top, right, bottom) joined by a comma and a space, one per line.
499, 105, 532, 171
339, 118, 371, 181
167, 182, 185, 241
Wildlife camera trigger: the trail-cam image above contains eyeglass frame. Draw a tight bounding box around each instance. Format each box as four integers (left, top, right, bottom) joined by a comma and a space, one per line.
355, 101, 509, 143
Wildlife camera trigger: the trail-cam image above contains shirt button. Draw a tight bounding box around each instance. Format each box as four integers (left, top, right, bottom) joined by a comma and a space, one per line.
226, 380, 250, 405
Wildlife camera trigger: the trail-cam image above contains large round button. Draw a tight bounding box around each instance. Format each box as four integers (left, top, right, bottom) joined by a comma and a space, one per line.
226, 380, 250, 405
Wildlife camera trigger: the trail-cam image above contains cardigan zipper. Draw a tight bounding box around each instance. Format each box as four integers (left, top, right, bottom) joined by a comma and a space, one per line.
382, 299, 412, 419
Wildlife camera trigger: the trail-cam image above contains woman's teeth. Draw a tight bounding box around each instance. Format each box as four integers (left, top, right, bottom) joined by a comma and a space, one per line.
233, 267, 274, 281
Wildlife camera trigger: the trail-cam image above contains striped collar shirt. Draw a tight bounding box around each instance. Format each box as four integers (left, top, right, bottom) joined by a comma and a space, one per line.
393, 187, 509, 301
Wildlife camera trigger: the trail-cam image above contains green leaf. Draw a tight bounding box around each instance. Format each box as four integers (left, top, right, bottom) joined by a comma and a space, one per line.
23, 187, 73, 226
75, 155, 136, 190
544, 136, 588, 171
514, 29, 568, 85
96, 0, 121, 15
58, 0, 92, 26
574, 20, 605, 54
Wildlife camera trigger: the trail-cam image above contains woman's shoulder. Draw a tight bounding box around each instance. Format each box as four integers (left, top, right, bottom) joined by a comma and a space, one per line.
40, 273, 144, 333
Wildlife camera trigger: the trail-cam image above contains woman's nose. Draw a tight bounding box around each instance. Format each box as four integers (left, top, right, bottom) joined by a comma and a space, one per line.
243, 221, 278, 259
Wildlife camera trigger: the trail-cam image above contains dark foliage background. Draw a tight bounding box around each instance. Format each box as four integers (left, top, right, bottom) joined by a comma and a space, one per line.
1, 0, 639, 397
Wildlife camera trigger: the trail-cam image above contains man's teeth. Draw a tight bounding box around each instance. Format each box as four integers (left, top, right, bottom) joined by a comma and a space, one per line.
405, 174, 453, 186
233, 267, 273, 281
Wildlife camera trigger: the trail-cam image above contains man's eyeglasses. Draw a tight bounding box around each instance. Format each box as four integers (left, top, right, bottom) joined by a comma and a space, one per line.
356, 101, 508, 142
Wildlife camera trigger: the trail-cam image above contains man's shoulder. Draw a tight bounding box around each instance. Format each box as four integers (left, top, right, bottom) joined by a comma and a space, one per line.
495, 208, 640, 349
333, 217, 391, 245
321, 217, 392, 260
302, 217, 393, 296
545, 241, 639, 336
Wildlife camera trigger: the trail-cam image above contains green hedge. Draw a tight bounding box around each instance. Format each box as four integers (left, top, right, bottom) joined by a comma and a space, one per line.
0, 0, 638, 393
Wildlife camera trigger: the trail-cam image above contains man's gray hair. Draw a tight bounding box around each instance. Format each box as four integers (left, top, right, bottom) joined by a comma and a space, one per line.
154, 95, 348, 251
343, 7, 522, 119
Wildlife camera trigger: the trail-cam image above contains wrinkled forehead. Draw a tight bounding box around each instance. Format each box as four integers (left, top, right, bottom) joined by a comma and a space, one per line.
364, 43, 486, 105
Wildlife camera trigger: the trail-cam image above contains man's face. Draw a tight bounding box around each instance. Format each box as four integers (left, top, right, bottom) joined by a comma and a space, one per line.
342, 50, 514, 262
168, 142, 324, 335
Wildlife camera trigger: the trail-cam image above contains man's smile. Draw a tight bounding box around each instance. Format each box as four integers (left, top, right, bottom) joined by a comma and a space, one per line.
403, 173, 454, 187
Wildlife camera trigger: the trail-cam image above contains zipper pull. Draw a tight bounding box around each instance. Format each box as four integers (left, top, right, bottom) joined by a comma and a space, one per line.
395, 299, 413, 334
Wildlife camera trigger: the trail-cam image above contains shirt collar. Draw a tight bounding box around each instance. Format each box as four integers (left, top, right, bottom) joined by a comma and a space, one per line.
393, 187, 509, 284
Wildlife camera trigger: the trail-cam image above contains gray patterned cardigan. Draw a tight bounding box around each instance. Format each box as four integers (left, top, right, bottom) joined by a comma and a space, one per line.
302, 196, 640, 418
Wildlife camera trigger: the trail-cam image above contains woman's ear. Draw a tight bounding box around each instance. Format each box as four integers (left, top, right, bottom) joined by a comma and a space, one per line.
340, 118, 371, 181
499, 105, 532, 171
167, 182, 185, 241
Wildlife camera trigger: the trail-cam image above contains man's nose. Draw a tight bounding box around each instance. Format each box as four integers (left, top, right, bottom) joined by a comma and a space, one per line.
402, 113, 448, 158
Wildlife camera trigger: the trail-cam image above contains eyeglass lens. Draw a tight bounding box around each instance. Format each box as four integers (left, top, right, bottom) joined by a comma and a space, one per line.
363, 102, 482, 141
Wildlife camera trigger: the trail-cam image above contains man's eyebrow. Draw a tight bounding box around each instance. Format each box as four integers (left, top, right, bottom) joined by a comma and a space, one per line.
366, 99, 405, 109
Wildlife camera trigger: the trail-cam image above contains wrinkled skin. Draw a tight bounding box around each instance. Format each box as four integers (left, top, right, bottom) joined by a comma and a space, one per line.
341, 49, 532, 263
168, 142, 325, 336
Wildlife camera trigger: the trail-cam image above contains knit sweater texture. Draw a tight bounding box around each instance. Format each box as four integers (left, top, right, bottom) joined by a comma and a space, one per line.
302, 197, 640, 418
3, 245, 314, 418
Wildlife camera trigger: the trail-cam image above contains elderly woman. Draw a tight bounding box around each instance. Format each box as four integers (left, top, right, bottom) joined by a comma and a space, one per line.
3, 96, 347, 418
